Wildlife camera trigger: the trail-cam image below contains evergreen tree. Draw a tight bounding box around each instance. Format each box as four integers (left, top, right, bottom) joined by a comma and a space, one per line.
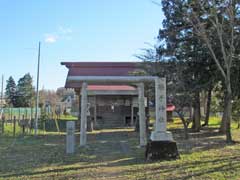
156, 0, 217, 131
15, 73, 34, 107
185, 0, 240, 142
138, 0, 221, 132
158, 0, 240, 142
5, 76, 17, 107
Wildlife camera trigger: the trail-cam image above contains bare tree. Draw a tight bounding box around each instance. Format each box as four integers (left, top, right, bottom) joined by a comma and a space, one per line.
185, 0, 239, 143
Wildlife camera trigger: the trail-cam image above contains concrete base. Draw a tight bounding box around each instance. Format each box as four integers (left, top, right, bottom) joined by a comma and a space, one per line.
145, 140, 179, 160
150, 131, 173, 141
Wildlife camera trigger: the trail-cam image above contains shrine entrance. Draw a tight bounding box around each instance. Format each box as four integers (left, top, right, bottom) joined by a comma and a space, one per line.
61, 62, 174, 148
88, 94, 138, 129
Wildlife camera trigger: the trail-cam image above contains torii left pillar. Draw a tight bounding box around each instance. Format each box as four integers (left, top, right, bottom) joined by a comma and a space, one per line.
80, 82, 88, 147
138, 82, 147, 147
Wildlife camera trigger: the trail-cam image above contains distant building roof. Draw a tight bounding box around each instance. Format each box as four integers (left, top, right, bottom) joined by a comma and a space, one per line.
167, 105, 175, 112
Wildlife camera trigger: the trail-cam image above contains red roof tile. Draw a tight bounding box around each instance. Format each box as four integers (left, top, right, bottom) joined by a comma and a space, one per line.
167, 105, 175, 112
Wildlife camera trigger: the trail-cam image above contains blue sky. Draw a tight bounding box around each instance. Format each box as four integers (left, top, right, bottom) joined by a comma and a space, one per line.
0, 0, 164, 90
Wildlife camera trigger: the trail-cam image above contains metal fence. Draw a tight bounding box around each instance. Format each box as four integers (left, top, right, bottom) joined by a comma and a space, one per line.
0, 108, 41, 136
0, 107, 80, 136
1, 108, 40, 121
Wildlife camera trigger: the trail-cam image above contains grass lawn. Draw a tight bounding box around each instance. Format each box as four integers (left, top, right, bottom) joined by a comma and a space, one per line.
59, 115, 78, 121
0, 118, 240, 180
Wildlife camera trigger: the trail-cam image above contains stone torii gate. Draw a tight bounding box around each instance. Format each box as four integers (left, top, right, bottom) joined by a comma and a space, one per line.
67, 75, 174, 147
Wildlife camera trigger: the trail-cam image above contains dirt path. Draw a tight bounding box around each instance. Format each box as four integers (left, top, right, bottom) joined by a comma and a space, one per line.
93, 129, 132, 156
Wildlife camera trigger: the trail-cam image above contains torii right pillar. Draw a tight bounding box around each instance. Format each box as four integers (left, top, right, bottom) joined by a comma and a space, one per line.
146, 77, 179, 160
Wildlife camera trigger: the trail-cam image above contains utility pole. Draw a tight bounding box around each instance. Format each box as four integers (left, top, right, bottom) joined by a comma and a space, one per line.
34, 42, 41, 136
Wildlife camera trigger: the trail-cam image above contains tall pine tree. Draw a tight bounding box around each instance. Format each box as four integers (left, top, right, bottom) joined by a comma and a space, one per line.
5, 76, 17, 107
157, 0, 217, 132
158, 0, 240, 142
15, 73, 34, 107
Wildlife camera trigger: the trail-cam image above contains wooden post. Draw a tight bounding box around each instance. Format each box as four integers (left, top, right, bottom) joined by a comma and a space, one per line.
10, 108, 12, 124
138, 83, 147, 147
30, 107, 33, 132
93, 96, 97, 126
13, 116, 16, 136
22, 115, 25, 134
1, 116, 4, 134
18, 108, 21, 123
80, 82, 88, 146
25, 108, 28, 121
78, 90, 81, 131
131, 98, 134, 126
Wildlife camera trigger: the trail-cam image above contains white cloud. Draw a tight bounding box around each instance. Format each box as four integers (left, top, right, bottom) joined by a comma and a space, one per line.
59, 26, 72, 34
44, 34, 58, 43
44, 26, 72, 44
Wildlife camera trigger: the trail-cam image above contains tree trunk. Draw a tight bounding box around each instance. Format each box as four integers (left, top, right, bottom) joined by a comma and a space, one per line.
189, 104, 193, 122
220, 74, 233, 143
177, 112, 189, 139
225, 80, 233, 143
192, 91, 201, 132
182, 119, 189, 140
203, 87, 212, 126
219, 95, 227, 133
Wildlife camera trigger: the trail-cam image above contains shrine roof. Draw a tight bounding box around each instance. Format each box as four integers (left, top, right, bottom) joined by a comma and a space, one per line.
61, 62, 142, 89
61, 62, 139, 76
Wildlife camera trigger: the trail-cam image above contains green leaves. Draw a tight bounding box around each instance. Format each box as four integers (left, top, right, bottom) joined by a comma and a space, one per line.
5, 76, 17, 107
5, 73, 34, 108
15, 73, 34, 107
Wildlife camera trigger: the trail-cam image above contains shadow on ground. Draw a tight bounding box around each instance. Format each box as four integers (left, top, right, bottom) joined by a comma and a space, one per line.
0, 127, 239, 179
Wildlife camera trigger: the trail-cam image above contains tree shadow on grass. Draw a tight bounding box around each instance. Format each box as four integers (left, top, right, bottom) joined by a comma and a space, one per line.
0, 130, 144, 178
0, 127, 239, 179
3, 154, 239, 179
153, 158, 240, 180
0, 164, 101, 178
121, 155, 240, 180
170, 127, 235, 154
